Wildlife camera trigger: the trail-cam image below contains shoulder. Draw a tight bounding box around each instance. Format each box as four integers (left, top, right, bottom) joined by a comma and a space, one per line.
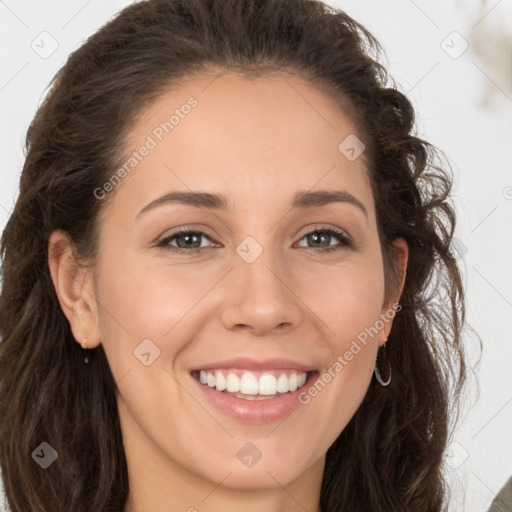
487, 476, 512, 512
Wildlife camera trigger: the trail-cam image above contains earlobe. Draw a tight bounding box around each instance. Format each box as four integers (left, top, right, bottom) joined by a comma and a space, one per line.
48, 230, 101, 349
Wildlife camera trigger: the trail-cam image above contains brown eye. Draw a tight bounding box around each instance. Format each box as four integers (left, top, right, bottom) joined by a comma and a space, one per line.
156, 229, 215, 253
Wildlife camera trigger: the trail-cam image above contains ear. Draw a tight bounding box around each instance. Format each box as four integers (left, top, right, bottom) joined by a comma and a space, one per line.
378, 237, 408, 346
48, 229, 101, 349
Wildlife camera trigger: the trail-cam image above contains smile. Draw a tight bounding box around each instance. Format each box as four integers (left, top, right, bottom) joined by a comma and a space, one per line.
191, 369, 310, 399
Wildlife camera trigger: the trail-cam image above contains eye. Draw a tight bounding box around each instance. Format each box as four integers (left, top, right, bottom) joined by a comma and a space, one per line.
155, 226, 353, 254
295, 227, 353, 253
156, 229, 217, 253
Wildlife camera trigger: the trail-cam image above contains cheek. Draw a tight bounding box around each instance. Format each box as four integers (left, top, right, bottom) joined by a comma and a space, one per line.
296, 254, 386, 344
293, 256, 384, 426
96, 254, 213, 341
93, 255, 214, 389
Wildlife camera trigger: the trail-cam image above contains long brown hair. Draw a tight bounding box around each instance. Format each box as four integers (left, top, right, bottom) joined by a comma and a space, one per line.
0, 0, 468, 510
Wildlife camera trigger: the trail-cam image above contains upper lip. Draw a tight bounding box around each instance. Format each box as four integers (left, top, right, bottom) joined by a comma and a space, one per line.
190, 357, 317, 373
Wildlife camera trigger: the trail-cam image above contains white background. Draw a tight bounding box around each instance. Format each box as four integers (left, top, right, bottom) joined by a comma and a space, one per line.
0, 1, 511, 511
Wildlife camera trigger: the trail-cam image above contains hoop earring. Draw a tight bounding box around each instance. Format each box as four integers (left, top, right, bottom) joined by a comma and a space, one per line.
374, 338, 391, 387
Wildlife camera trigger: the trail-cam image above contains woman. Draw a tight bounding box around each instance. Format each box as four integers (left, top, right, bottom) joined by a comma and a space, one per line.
0, 0, 468, 510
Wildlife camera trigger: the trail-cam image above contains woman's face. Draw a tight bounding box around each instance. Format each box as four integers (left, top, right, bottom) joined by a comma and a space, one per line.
85, 71, 406, 502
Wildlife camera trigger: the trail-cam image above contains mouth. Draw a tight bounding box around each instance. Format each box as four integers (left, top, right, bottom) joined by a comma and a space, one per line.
190, 368, 319, 401
188, 357, 321, 422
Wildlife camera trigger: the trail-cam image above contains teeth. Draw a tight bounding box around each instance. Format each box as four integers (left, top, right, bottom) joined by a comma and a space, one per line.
289, 372, 298, 392
215, 370, 226, 391
197, 369, 309, 396
276, 373, 289, 393
240, 372, 259, 394
258, 374, 277, 396
226, 372, 240, 392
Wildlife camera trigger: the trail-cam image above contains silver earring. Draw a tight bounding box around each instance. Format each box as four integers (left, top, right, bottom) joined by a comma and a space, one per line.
80, 336, 88, 350
374, 338, 391, 387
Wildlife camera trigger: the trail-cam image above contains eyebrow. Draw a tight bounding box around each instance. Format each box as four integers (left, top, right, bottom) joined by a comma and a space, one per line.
136, 189, 368, 219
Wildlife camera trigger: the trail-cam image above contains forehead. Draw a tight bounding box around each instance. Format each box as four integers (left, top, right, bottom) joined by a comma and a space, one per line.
108, 70, 373, 214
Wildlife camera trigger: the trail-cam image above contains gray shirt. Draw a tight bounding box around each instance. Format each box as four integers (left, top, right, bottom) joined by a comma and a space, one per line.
487, 476, 512, 512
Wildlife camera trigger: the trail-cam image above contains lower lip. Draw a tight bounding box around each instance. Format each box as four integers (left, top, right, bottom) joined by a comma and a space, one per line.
191, 372, 318, 423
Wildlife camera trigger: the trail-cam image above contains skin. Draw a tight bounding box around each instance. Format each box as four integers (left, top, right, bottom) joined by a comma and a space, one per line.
49, 69, 408, 512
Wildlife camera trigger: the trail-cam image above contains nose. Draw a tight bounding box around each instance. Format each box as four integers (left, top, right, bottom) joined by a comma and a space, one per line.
219, 246, 303, 337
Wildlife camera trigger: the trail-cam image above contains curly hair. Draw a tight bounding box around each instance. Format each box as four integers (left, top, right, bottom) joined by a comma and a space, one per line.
0, 0, 467, 510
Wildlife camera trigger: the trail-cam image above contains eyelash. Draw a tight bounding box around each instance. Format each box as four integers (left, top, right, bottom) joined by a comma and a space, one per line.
155, 227, 353, 254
